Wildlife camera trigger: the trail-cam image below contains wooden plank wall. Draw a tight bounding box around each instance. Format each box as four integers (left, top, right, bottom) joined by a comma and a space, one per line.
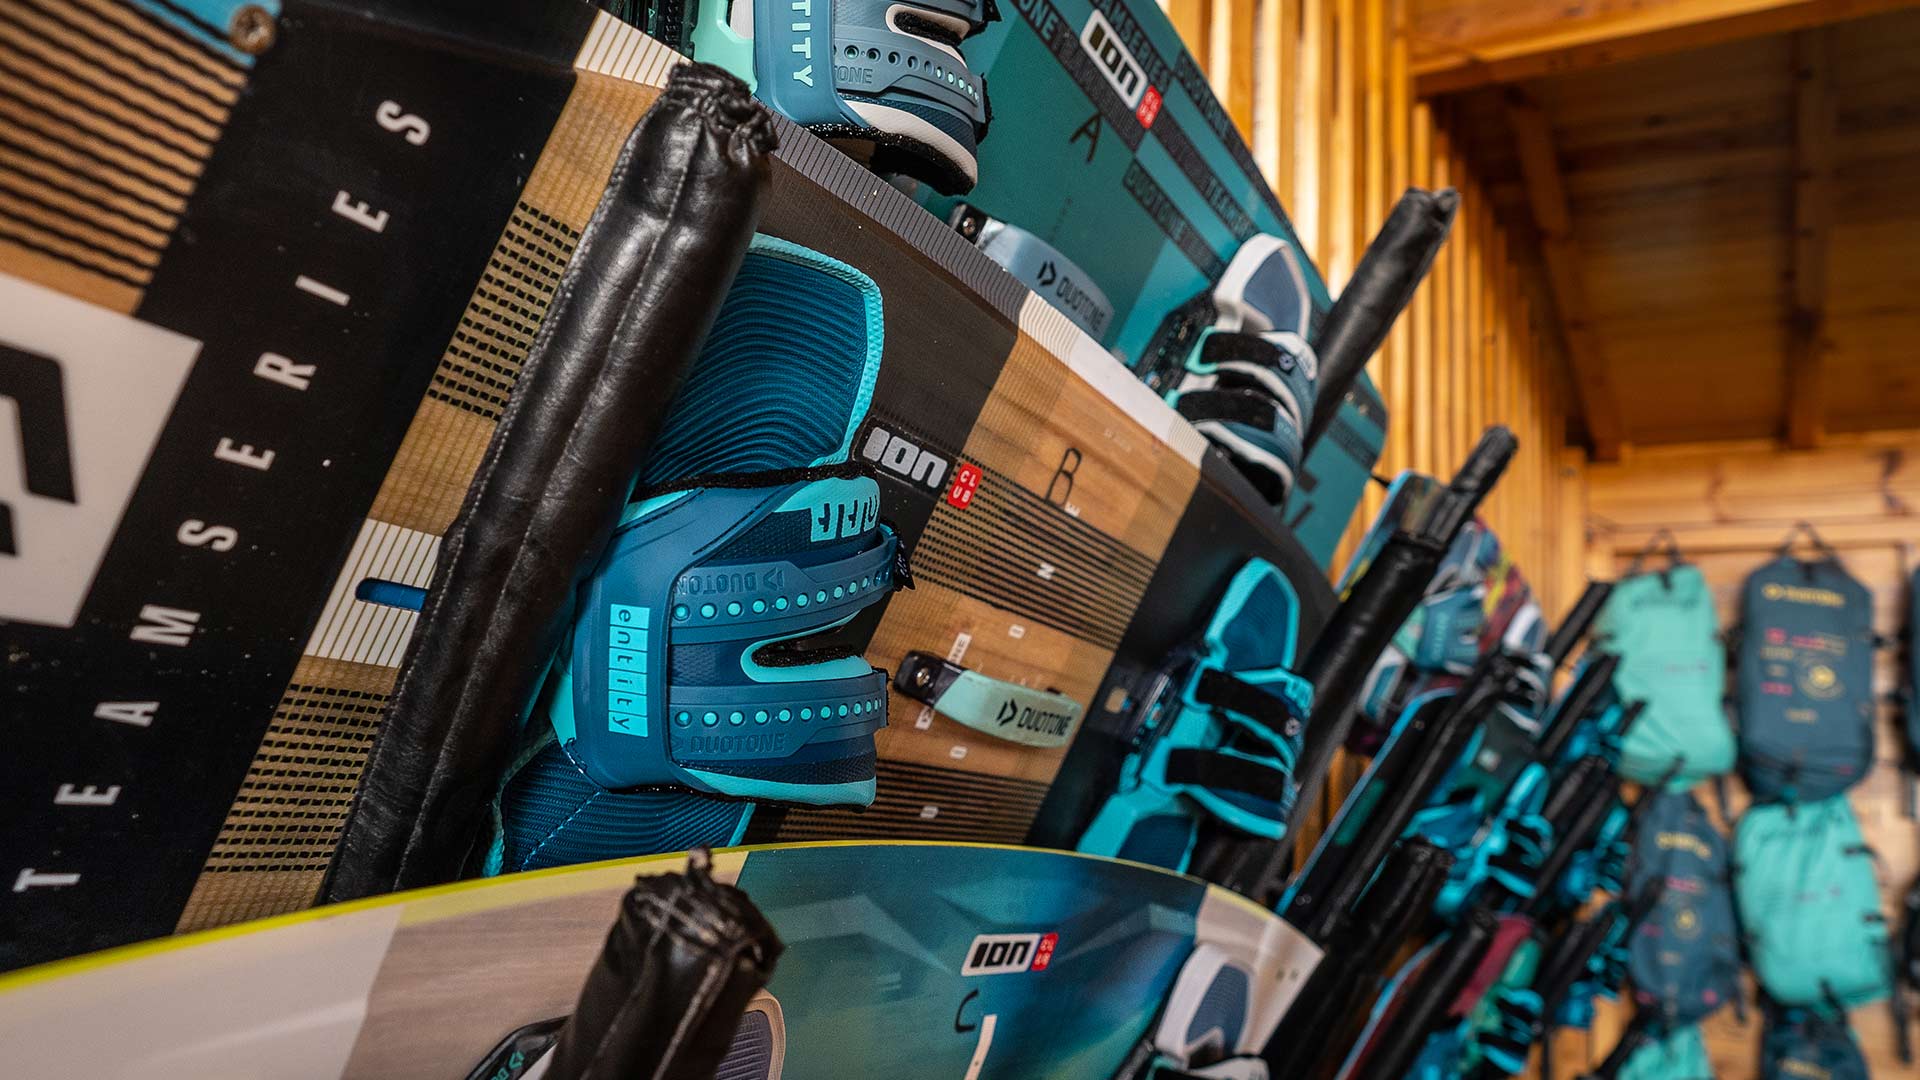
1172, 0, 1589, 846
1587, 433, 1920, 1077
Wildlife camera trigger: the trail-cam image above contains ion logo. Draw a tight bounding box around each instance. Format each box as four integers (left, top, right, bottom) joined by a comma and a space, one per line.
962, 932, 1059, 975
1080, 11, 1152, 118
861, 423, 950, 491
0, 274, 199, 627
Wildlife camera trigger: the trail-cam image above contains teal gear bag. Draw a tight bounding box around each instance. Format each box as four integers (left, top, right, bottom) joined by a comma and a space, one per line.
1734, 796, 1892, 1012
1077, 558, 1313, 872
1594, 547, 1735, 788
1736, 535, 1876, 804
489, 236, 897, 873
1617, 1023, 1713, 1080
1626, 791, 1741, 1026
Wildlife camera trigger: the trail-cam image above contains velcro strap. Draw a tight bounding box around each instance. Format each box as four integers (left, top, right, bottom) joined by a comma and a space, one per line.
895, 0, 996, 36
1199, 330, 1295, 371
1163, 748, 1287, 798
1192, 669, 1299, 736
1175, 388, 1278, 430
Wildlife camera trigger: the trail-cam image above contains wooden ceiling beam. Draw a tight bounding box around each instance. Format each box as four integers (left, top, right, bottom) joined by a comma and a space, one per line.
1504, 89, 1626, 461
1785, 29, 1834, 449
1411, 0, 1920, 96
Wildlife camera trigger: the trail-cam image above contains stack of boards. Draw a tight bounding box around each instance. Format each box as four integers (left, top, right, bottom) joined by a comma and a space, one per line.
0, 842, 1306, 1078
0, 0, 1360, 972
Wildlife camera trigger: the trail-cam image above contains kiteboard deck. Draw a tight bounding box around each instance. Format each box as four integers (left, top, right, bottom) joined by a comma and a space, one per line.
0, 841, 1309, 1080
1, 0, 1333, 969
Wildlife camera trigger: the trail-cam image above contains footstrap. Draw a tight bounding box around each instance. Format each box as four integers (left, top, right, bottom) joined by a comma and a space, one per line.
1192, 668, 1306, 751
747, 0, 995, 193
559, 468, 901, 805
832, 0, 988, 129
1171, 329, 1318, 503
1163, 748, 1291, 798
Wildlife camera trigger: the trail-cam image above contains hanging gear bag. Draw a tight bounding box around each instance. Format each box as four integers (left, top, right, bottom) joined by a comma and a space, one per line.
1616, 1023, 1712, 1080
1593, 533, 1735, 788
1734, 796, 1892, 1011
1626, 791, 1741, 1026
1736, 525, 1876, 803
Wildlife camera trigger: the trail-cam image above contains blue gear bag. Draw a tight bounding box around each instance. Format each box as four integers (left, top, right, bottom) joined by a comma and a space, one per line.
1736, 544, 1876, 804
1626, 791, 1741, 1026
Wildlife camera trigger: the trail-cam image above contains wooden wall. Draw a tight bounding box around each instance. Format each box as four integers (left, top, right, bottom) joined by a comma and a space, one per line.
1585, 433, 1920, 1077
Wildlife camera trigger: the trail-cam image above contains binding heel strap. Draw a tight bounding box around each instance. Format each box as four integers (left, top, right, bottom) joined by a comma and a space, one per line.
552, 466, 901, 805
1172, 328, 1320, 504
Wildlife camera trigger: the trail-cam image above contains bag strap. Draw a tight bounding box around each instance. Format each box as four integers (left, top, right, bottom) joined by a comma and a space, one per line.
1776, 520, 1842, 576
1895, 972, 1912, 1065
1625, 528, 1686, 586
1820, 981, 1848, 1021
1896, 888, 1917, 1064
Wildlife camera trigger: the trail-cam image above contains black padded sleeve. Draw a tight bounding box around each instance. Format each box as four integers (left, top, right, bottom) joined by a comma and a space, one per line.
324, 64, 777, 900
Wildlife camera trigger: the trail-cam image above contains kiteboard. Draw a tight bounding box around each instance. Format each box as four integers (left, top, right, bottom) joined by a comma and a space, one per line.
0, 0, 1335, 969
0, 841, 1307, 1079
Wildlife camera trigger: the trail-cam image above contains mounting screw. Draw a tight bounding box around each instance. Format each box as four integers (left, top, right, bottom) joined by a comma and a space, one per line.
229, 5, 277, 55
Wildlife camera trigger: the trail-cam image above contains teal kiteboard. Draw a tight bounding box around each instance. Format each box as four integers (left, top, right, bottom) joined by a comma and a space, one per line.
0, 842, 1309, 1079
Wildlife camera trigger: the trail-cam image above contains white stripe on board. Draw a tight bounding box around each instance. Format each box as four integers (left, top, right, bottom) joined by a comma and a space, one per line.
963, 1014, 997, 1080
1018, 293, 1209, 467
0, 905, 403, 1078
304, 519, 440, 667
572, 10, 684, 84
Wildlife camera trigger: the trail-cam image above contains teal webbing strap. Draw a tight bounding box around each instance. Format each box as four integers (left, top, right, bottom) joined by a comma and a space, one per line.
895, 652, 1085, 747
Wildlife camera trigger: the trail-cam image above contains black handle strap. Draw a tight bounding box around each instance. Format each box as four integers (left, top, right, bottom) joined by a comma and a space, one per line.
1776, 520, 1841, 562
1625, 528, 1685, 579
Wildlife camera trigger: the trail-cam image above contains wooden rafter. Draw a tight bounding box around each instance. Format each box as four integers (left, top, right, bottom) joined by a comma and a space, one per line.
1503, 88, 1625, 461
1785, 29, 1834, 449
1411, 0, 1920, 96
